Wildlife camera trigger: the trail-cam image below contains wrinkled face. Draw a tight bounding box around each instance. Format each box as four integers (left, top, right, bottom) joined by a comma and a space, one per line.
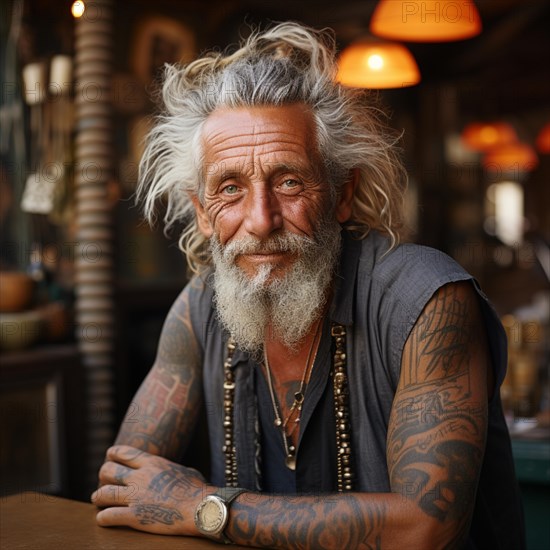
194, 104, 354, 279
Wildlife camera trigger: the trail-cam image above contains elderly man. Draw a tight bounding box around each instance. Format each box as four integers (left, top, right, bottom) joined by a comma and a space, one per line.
92, 23, 524, 549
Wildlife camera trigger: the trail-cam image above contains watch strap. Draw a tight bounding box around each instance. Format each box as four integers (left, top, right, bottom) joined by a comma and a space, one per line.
215, 487, 246, 544
214, 486, 247, 505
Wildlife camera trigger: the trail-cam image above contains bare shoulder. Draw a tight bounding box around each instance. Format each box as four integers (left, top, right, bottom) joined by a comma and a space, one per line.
400, 280, 489, 386
155, 277, 206, 372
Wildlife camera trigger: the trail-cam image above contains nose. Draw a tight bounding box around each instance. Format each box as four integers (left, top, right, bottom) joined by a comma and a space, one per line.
243, 186, 283, 239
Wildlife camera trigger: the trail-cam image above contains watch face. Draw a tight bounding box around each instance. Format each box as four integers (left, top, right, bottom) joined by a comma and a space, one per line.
196, 496, 227, 536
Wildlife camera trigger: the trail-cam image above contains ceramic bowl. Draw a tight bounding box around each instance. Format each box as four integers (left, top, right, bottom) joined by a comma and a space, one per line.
0, 272, 35, 312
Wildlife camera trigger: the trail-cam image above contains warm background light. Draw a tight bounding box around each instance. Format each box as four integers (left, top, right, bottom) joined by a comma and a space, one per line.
486, 182, 524, 246
370, 0, 482, 42
483, 143, 539, 173
337, 41, 420, 89
462, 122, 518, 152
71, 1, 85, 18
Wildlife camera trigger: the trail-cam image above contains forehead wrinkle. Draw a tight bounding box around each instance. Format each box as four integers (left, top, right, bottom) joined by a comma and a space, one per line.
203, 118, 314, 149
208, 143, 310, 161
210, 153, 315, 180
206, 133, 310, 155
205, 141, 309, 178
202, 105, 317, 148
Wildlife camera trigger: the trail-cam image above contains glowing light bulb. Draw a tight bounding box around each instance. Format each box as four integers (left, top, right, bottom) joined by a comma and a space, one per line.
367, 54, 384, 70
71, 1, 85, 18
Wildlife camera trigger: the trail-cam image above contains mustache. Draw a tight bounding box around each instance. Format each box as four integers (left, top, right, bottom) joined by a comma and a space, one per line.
218, 232, 314, 261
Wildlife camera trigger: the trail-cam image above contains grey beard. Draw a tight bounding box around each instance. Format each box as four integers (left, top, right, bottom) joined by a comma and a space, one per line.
210, 222, 342, 354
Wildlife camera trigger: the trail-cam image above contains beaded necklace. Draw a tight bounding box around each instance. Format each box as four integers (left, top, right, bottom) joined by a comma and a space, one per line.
222, 323, 354, 492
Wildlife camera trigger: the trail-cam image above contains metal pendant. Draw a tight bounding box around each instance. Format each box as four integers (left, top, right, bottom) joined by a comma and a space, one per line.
285, 454, 297, 470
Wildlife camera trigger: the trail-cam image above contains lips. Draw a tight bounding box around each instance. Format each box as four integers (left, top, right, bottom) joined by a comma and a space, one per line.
237, 252, 286, 263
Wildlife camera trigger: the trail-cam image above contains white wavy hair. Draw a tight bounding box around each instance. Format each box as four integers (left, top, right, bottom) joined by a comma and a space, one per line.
137, 22, 407, 273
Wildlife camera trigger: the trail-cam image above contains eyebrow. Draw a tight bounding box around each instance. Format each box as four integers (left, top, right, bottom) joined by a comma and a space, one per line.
267, 162, 307, 175
217, 169, 240, 182
269, 162, 322, 182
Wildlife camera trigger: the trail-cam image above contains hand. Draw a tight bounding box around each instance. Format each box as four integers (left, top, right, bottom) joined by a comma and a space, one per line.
92, 445, 214, 536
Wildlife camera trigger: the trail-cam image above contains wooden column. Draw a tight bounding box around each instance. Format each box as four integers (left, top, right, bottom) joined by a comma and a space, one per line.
73, 0, 115, 493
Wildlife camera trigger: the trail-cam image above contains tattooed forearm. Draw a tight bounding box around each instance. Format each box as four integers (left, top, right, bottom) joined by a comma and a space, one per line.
229, 494, 386, 550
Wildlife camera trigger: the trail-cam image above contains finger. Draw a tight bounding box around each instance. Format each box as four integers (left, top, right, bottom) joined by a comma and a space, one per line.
91, 483, 140, 508
106, 445, 148, 466
96, 506, 133, 527
97, 504, 184, 535
98, 461, 134, 486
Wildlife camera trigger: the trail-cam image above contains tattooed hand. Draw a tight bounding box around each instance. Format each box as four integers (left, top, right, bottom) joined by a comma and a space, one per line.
92, 445, 214, 536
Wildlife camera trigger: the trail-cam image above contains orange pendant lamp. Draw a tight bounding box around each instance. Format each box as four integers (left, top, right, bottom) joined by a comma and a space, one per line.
461, 122, 518, 152
483, 143, 539, 173
370, 0, 482, 42
337, 40, 421, 89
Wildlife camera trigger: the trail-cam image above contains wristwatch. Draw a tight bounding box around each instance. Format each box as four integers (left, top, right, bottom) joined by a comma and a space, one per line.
194, 487, 246, 544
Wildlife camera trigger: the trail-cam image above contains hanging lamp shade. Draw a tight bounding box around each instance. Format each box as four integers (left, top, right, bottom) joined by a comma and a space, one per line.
370, 0, 482, 42
483, 143, 539, 173
461, 122, 518, 152
535, 122, 550, 154
336, 40, 420, 89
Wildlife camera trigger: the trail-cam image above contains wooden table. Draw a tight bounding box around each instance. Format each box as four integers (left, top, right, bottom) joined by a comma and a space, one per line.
0, 492, 248, 549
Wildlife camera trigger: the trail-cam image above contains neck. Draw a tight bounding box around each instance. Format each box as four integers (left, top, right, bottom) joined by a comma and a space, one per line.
264, 326, 315, 379
262, 315, 323, 450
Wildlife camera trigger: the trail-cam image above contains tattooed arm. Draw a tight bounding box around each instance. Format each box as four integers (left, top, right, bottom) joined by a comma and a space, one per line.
93, 281, 491, 548
113, 284, 203, 460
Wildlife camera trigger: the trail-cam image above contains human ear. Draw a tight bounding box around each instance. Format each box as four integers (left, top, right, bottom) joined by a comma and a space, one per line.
191, 195, 213, 238
336, 169, 358, 223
